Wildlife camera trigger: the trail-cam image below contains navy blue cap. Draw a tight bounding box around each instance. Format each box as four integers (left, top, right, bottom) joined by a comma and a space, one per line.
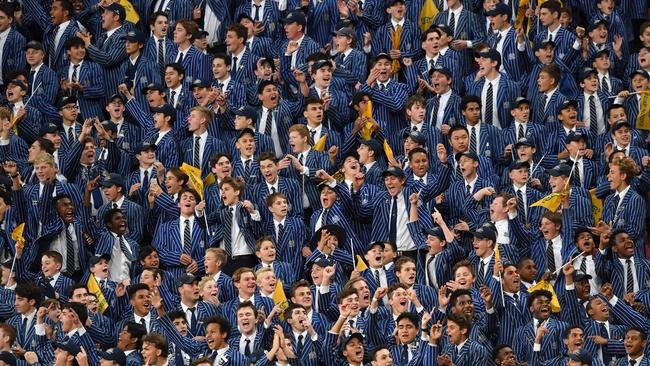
235, 106, 258, 125
39, 122, 60, 136
611, 119, 631, 133
630, 69, 650, 79
332, 27, 357, 40
283, 10, 306, 26
485, 3, 510, 16
99, 173, 125, 188
101, 2, 126, 21
309, 224, 346, 252
54, 340, 81, 357
435, 24, 454, 36
574, 271, 592, 282
588, 19, 608, 32
381, 166, 406, 178
423, 226, 445, 239
534, 40, 556, 51
101, 120, 118, 133
402, 130, 426, 145
578, 67, 598, 83
546, 163, 572, 177
89, 253, 111, 267
471, 226, 496, 242
121, 29, 146, 44
593, 48, 610, 58
237, 127, 255, 140
512, 96, 531, 107
312, 59, 333, 71
565, 131, 588, 144
312, 257, 334, 268
559, 99, 578, 111
25, 40, 44, 51
190, 79, 211, 90
339, 333, 364, 356
150, 104, 177, 124
99, 348, 126, 366
478, 49, 501, 64
389, 0, 405, 5
0, 258, 12, 269
364, 241, 385, 253
359, 138, 383, 154
134, 142, 156, 154
373, 53, 393, 64
57, 96, 78, 109
177, 273, 199, 287
194, 28, 209, 39
459, 151, 479, 161
335, 18, 355, 30
8, 79, 26, 90
508, 159, 531, 170
141, 83, 165, 95
430, 65, 452, 78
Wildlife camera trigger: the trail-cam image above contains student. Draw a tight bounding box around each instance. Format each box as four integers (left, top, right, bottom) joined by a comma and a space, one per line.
262, 193, 309, 271
531, 64, 569, 125
204, 248, 237, 304
168, 19, 210, 84
181, 106, 227, 177
230, 128, 260, 184
14, 249, 73, 303
119, 29, 162, 111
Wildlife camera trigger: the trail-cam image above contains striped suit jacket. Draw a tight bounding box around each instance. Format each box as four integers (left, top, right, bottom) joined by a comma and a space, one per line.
143, 36, 177, 73
155, 0, 193, 38
119, 56, 163, 112
86, 27, 129, 101
533, 27, 576, 62
486, 27, 530, 83
358, 80, 409, 149
523, 59, 580, 101
231, 155, 261, 185
0, 28, 26, 82
530, 88, 569, 126
219, 294, 275, 332
601, 189, 646, 250
211, 202, 259, 256
513, 318, 570, 365
248, 176, 304, 223
167, 46, 211, 86
280, 149, 331, 210
57, 60, 106, 119
171, 301, 219, 336
468, 74, 521, 129
305, 0, 339, 47
334, 48, 368, 82
261, 216, 309, 270
96, 198, 145, 243
125, 99, 181, 168
180, 135, 228, 178
255, 98, 304, 155
433, 9, 486, 75
154, 217, 212, 277
371, 19, 421, 59
278, 36, 321, 91
234, 0, 282, 39
27, 63, 60, 108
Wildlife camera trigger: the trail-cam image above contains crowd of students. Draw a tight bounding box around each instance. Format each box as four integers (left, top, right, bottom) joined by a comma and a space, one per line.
0, 0, 648, 365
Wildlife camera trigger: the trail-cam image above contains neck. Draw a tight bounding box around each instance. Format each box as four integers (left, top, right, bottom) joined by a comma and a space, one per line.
135, 310, 148, 317
70, 57, 82, 64
232, 45, 244, 55
129, 52, 141, 61
240, 292, 253, 300
306, 120, 321, 128
218, 74, 231, 82
392, 17, 403, 23
178, 41, 191, 50
547, 22, 560, 32
486, 70, 499, 80
630, 352, 643, 360
465, 172, 477, 181
140, 162, 153, 170
182, 299, 197, 308
456, 336, 468, 346
289, 33, 303, 42
194, 128, 206, 136
273, 214, 285, 222
481, 250, 494, 260
63, 119, 75, 126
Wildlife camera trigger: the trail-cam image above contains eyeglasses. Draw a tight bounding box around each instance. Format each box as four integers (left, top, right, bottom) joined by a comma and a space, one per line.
63, 105, 79, 110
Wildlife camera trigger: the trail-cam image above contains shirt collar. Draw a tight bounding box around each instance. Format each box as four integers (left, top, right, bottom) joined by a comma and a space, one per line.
106, 26, 122, 40
616, 184, 630, 199
0, 27, 10, 39
545, 87, 558, 98
391, 18, 405, 29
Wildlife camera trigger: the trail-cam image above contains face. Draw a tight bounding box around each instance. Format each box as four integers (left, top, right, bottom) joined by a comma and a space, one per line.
593, 54, 610, 70
446, 320, 467, 345
80, 141, 96, 165
237, 306, 257, 334
60, 308, 78, 333
432, 71, 452, 94
205, 323, 228, 350
107, 211, 127, 235
5, 84, 25, 103
259, 159, 278, 183
0, 11, 11, 32
179, 281, 200, 303
56, 197, 74, 224
371, 349, 393, 366
589, 25, 608, 43
343, 337, 364, 363
173, 23, 191, 45
172, 317, 188, 336
530, 295, 552, 320
257, 271, 276, 294
387, 2, 405, 20
383, 245, 397, 266
310, 264, 325, 285
519, 259, 537, 282
396, 261, 416, 286
125, 40, 142, 55
511, 103, 530, 122
509, 167, 529, 185
396, 318, 417, 344
225, 30, 244, 53
631, 74, 649, 92
495, 347, 516, 366
100, 10, 119, 30
539, 217, 560, 240
256, 240, 277, 262
235, 272, 257, 297
374, 59, 392, 82
537, 71, 555, 91
357, 144, 373, 164
15, 295, 34, 314
516, 145, 536, 162
612, 126, 631, 146
130, 288, 152, 315
451, 294, 475, 318
34, 162, 56, 183
389, 288, 410, 313
303, 103, 324, 125
624, 330, 646, 356
334, 34, 352, 52
449, 130, 469, 152
339, 294, 360, 317
490, 196, 508, 221
454, 265, 475, 289
607, 164, 627, 191
212, 58, 229, 80
341, 155, 360, 176
558, 106, 577, 125
597, 0, 614, 14
563, 328, 585, 352
204, 252, 220, 274
234, 115, 253, 130
164, 67, 183, 88
422, 31, 440, 54
472, 237, 493, 258
587, 297, 609, 322
141, 342, 161, 361
26, 48, 45, 66
188, 110, 207, 132
288, 131, 308, 153
90, 259, 109, 278
284, 22, 303, 40
351, 280, 371, 308
319, 186, 337, 208
538, 8, 557, 27
221, 183, 240, 206
201, 279, 218, 301
459, 156, 478, 178
139, 270, 160, 289
364, 245, 384, 268
384, 175, 405, 197
613, 232, 635, 258
312, 66, 333, 88
136, 148, 155, 167
236, 134, 256, 157
150, 15, 168, 37
291, 286, 313, 309
549, 175, 569, 194
211, 156, 232, 180
407, 103, 425, 123
258, 84, 280, 108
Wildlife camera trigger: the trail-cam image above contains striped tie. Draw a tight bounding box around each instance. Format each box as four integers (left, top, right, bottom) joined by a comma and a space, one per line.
277, 223, 284, 244
193, 136, 201, 167
119, 235, 135, 261
182, 219, 192, 255
264, 109, 273, 136
469, 126, 477, 154
589, 95, 598, 135
546, 240, 556, 273
517, 189, 526, 223
626, 259, 634, 293
601, 76, 610, 93
518, 123, 525, 140
65, 223, 75, 273
223, 207, 234, 256
485, 83, 494, 125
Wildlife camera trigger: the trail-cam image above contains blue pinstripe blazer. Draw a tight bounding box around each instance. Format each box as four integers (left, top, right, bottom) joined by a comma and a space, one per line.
371, 19, 421, 59
261, 216, 309, 270
334, 48, 368, 82
0, 28, 26, 80
486, 27, 531, 83
57, 60, 106, 119
86, 27, 129, 101
602, 189, 646, 255
167, 46, 211, 85
234, 0, 282, 39
154, 217, 212, 277
468, 74, 521, 129
96, 198, 145, 243
156, 0, 193, 38
248, 176, 304, 223
181, 135, 228, 178
533, 27, 576, 62
280, 149, 331, 210
358, 80, 409, 149
305, 0, 339, 47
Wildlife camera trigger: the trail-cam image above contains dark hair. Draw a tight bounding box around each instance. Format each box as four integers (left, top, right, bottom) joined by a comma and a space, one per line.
527, 289, 553, 308
627, 327, 648, 341
167, 310, 187, 322
53, 194, 72, 207
149, 11, 168, 26
369, 345, 390, 361
210, 153, 231, 167
236, 300, 258, 318
176, 19, 199, 42
213, 53, 232, 66
35, 138, 55, 155
336, 287, 359, 304
539, 0, 561, 15
142, 333, 168, 357
138, 246, 159, 262
562, 325, 583, 339
0, 3, 14, 18
42, 250, 63, 265
258, 152, 278, 164
63, 302, 88, 326
449, 289, 473, 308
446, 313, 472, 331
395, 312, 419, 328
461, 95, 482, 110
102, 208, 123, 225
56, 0, 74, 18
492, 344, 513, 360
15, 282, 42, 307
407, 147, 428, 161
179, 187, 201, 202
227, 23, 247, 41
67, 284, 88, 298
64, 36, 85, 50
351, 92, 371, 107
127, 283, 150, 298
284, 303, 305, 320
123, 322, 147, 349
304, 96, 324, 108
203, 315, 231, 338
165, 63, 186, 77
540, 64, 561, 86
289, 280, 311, 298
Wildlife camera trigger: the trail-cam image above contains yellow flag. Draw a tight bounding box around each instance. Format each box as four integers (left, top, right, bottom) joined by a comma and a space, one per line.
313, 134, 328, 152
636, 91, 650, 130
589, 188, 603, 224
527, 280, 561, 312
179, 163, 204, 199
332, 170, 345, 182
11, 223, 26, 252
360, 101, 375, 140
514, 0, 529, 29
419, 0, 439, 32
383, 139, 394, 160
362, 101, 373, 119
355, 255, 368, 272
119, 0, 140, 24
494, 244, 500, 262
530, 192, 563, 212
87, 274, 109, 314
203, 173, 216, 187
389, 26, 401, 74
273, 279, 289, 320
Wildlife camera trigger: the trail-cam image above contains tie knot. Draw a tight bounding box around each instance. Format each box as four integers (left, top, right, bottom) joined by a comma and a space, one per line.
189, 307, 196, 312
185, 219, 190, 225
158, 38, 164, 43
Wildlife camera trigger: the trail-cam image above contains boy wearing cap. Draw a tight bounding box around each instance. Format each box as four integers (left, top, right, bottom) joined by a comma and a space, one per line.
502, 97, 547, 164
544, 160, 594, 227
230, 129, 261, 183
533, 1, 576, 60
3, 79, 45, 146
468, 50, 520, 129
76, 3, 128, 100
592, 49, 623, 95
360, 242, 398, 296
525, 40, 580, 101
171, 273, 219, 337
531, 64, 572, 125
56, 97, 82, 153
370, 0, 419, 60
424, 65, 463, 131
356, 139, 385, 188
59, 37, 105, 120
565, 132, 597, 189
485, 3, 530, 82
617, 69, 650, 128
406, 28, 454, 97
96, 172, 145, 242
547, 100, 592, 161
262, 192, 309, 270
126, 143, 158, 206
279, 10, 320, 94
333, 27, 367, 81
229, 106, 274, 155
25, 40, 60, 108
119, 30, 162, 111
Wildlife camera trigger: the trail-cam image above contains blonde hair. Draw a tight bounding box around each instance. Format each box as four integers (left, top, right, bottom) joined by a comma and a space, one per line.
33, 152, 55, 166
198, 277, 215, 292
255, 267, 275, 284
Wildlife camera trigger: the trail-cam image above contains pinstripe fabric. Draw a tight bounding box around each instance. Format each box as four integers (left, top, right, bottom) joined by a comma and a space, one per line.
513, 319, 569, 364
171, 301, 219, 336
260, 216, 309, 270
433, 9, 486, 76
280, 149, 331, 210
181, 135, 228, 178
469, 75, 520, 129
154, 218, 211, 277
334, 48, 368, 82
530, 89, 569, 126
86, 28, 129, 102
523, 60, 580, 102
305, 0, 339, 47
119, 57, 163, 112
0, 28, 26, 80
219, 294, 275, 332
278, 37, 321, 91
212, 203, 258, 255
96, 199, 145, 243
167, 46, 211, 85
253, 260, 296, 288
249, 177, 304, 223
371, 20, 421, 59
57, 60, 106, 119
125, 100, 181, 168
234, 0, 282, 39
533, 27, 576, 61
486, 28, 530, 83
602, 190, 646, 255
27, 64, 60, 107
358, 80, 409, 149
157, 0, 194, 38
231, 155, 261, 185
308, 87, 348, 133
255, 99, 304, 155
